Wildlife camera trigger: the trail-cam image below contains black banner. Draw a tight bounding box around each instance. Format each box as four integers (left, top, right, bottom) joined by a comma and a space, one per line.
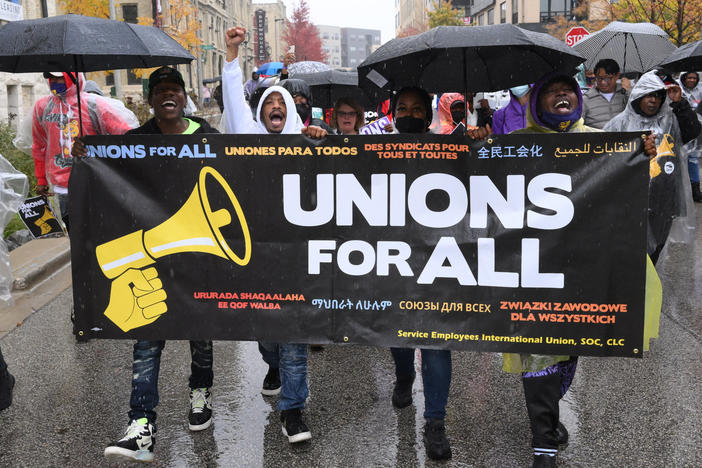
71, 132, 648, 357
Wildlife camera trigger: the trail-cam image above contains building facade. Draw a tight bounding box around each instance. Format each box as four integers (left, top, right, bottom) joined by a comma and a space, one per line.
0, 0, 61, 128
395, 0, 436, 36
341, 27, 381, 68
252, 0, 286, 68
317, 25, 342, 68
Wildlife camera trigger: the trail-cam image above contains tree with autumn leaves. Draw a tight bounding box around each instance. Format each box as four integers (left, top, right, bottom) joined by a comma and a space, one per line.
545, 0, 701, 47
282, 0, 326, 62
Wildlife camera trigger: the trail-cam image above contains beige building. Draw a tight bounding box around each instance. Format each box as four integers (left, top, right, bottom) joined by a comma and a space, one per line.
469, 0, 610, 28
0, 0, 61, 128
395, 0, 435, 36
317, 25, 342, 68
252, 0, 286, 68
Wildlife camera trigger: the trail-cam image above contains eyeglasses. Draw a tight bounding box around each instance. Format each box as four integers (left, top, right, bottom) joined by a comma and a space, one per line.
337, 111, 357, 118
595, 74, 616, 82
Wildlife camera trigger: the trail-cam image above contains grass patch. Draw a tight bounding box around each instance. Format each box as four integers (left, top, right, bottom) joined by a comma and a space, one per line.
1, 122, 37, 238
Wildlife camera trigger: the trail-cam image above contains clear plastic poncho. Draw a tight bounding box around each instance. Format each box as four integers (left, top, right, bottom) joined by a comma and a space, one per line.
0, 154, 29, 306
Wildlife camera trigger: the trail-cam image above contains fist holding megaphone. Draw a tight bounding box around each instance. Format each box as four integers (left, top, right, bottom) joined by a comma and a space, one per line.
95, 167, 251, 332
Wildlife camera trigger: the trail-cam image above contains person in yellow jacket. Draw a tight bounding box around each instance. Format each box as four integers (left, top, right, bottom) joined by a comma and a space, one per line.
505, 71, 661, 468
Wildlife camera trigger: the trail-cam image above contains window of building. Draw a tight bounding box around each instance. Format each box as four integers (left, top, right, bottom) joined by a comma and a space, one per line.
540, 0, 576, 23
487, 8, 494, 24
478, 13, 484, 26
122, 4, 138, 24
127, 69, 141, 85
500, 3, 506, 23
512, 0, 518, 23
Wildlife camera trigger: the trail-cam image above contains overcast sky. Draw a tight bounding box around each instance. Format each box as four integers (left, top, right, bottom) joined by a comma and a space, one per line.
254, 0, 396, 44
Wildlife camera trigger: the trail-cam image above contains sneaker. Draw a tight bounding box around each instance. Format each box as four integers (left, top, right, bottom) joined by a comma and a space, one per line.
261, 367, 281, 396
0, 371, 15, 411
391, 375, 414, 408
533, 453, 557, 468
188, 387, 213, 431
104, 418, 155, 463
555, 421, 568, 447
423, 418, 452, 460
280, 408, 312, 443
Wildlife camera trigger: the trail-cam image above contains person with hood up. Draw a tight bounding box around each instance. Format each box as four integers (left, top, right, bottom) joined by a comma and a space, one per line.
223, 26, 326, 446
72, 67, 220, 464
32, 71, 138, 231
244, 71, 261, 102
279, 78, 334, 133
492, 84, 531, 134
437, 93, 470, 134
678, 71, 702, 201
604, 69, 701, 259
507, 71, 659, 468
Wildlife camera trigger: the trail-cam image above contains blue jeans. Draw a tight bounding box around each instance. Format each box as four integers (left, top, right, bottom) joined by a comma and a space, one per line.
128, 340, 213, 424
688, 151, 700, 183
258, 342, 308, 411
391, 347, 451, 420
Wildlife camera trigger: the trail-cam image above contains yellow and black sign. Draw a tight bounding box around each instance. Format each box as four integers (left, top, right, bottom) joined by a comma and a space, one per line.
70, 132, 651, 357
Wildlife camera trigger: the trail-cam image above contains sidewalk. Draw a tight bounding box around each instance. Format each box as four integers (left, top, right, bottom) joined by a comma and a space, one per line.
0, 236, 72, 337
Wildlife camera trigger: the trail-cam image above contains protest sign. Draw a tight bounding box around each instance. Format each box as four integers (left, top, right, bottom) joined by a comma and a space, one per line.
359, 116, 391, 135
18, 196, 63, 238
70, 132, 648, 357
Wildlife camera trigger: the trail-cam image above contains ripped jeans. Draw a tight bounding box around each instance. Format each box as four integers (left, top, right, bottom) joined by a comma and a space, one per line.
128, 340, 213, 424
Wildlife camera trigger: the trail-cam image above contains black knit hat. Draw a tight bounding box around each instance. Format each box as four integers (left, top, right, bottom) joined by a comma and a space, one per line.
148, 67, 185, 96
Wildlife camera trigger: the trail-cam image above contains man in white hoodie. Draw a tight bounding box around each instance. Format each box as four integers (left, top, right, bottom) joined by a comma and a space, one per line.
223, 26, 326, 445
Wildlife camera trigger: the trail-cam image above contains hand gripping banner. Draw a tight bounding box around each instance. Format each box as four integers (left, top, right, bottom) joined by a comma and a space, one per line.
71, 132, 649, 357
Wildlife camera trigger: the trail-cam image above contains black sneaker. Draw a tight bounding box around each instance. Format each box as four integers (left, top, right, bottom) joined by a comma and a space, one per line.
0, 371, 15, 411
104, 418, 155, 463
533, 453, 557, 468
423, 418, 452, 460
280, 408, 312, 443
555, 421, 568, 447
188, 387, 213, 431
391, 375, 414, 408
262, 367, 281, 396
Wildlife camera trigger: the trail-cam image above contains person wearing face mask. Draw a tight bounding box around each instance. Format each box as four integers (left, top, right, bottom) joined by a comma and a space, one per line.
604, 69, 701, 260
492, 84, 531, 134
437, 93, 470, 134
279, 79, 334, 133
508, 72, 659, 468
31, 71, 138, 232
331, 97, 364, 135
387, 87, 452, 461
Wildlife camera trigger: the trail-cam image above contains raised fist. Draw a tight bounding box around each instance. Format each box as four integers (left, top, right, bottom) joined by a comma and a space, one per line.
225, 27, 246, 49
104, 267, 167, 332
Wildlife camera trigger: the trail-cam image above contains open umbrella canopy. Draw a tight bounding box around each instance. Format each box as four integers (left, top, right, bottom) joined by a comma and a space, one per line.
291, 69, 374, 108
288, 61, 332, 76
357, 24, 584, 100
658, 39, 702, 72
256, 61, 283, 76
573, 21, 676, 74
0, 14, 193, 73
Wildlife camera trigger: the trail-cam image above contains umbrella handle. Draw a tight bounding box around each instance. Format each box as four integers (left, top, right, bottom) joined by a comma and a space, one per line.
71, 56, 84, 137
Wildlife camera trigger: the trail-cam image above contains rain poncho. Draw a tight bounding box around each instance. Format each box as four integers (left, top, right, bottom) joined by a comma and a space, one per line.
437, 93, 476, 134
604, 70, 699, 255
31, 72, 138, 189
223, 58, 303, 134
0, 155, 29, 306
504, 72, 662, 373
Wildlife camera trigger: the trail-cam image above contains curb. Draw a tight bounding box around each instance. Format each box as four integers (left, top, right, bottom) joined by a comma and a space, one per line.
10, 237, 71, 291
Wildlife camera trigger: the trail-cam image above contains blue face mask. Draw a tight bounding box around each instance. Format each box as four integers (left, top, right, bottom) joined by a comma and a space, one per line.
50, 81, 68, 95
510, 85, 530, 98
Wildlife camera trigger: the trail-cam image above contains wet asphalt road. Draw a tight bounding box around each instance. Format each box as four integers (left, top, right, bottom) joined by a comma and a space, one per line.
1, 214, 701, 467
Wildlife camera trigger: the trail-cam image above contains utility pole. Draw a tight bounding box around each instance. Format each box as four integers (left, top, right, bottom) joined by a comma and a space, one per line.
108, 0, 122, 98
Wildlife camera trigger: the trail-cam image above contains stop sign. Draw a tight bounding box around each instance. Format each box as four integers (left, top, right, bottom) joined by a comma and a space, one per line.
565, 27, 590, 47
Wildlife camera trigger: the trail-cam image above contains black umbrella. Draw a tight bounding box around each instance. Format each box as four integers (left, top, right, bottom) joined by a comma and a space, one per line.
291, 69, 374, 108
357, 24, 584, 100
658, 39, 702, 72
0, 14, 193, 136
0, 14, 194, 72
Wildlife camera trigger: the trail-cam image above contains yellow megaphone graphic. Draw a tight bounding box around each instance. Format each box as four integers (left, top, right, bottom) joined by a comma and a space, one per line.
95, 167, 251, 332
34, 206, 55, 235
